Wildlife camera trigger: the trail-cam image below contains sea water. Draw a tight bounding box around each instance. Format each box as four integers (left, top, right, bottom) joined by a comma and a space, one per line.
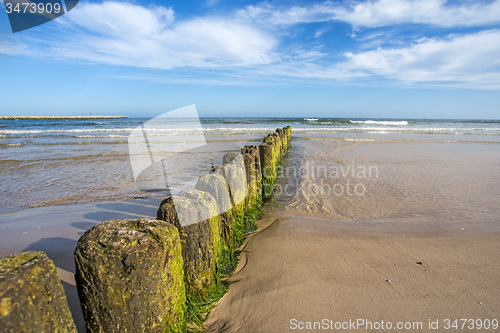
1, 117, 499, 214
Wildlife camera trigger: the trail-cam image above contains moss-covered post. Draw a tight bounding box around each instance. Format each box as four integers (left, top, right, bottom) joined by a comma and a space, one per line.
157, 190, 223, 297
0, 251, 77, 333
266, 132, 282, 163
259, 137, 278, 199
195, 173, 234, 264
259, 127, 292, 199
283, 126, 292, 151
275, 127, 286, 156
74, 219, 186, 333
241, 145, 263, 230
215, 153, 248, 247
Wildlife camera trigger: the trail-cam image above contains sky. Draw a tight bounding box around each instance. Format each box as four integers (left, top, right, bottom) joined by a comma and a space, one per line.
0, 0, 499, 119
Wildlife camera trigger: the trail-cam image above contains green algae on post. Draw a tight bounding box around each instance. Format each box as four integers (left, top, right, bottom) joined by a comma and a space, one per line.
157, 190, 226, 298
241, 145, 263, 231
74, 219, 186, 333
0, 251, 77, 333
259, 127, 292, 199
195, 173, 235, 263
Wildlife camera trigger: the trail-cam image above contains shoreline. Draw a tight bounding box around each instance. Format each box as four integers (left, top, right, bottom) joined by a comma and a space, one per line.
0, 198, 161, 332
0, 127, 292, 332
2, 129, 499, 332
2, 197, 498, 332
205, 215, 500, 332
0, 115, 126, 120
204, 138, 500, 331
0, 193, 167, 215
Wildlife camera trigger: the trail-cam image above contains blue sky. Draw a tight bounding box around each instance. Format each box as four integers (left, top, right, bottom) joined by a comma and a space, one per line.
1, 0, 500, 118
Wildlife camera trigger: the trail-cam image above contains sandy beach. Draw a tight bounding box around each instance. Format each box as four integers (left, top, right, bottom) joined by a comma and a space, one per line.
206, 140, 500, 332
2, 0, 500, 329
206, 216, 499, 332
0, 198, 160, 332
1, 130, 499, 332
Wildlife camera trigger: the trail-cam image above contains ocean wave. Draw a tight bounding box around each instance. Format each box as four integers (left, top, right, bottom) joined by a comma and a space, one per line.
350, 120, 409, 126
2, 122, 498, 138
0, 128, 134, 134
291, 127, 500, 135
478, 128, 500, 131
35, 141, 127, 146
0, 143, 24, 148
458, 120, 500, 124
203, 127, 275, 132
0, 159, 24, 164
0, 127, 273, 135
74, 134, 129, 138
344, 138, 376, 142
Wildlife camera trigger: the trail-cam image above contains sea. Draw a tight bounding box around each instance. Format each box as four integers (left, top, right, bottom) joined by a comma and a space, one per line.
1, 117, 499, 214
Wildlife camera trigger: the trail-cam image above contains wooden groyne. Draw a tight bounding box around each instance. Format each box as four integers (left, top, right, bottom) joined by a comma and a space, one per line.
0, 126, 292, 333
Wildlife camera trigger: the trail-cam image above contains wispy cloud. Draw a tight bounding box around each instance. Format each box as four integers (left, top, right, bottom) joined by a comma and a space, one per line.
0, 40, 33, 55
2, 0, 500, 89
334, 0, 500, 28
343, 30, 500, 88
236, 2, 333, 26
314, 26, 330, 38
5, 1, 275, 68
238, 0, 500, 28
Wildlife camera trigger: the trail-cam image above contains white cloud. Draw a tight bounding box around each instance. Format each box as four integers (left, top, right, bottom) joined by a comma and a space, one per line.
4, 1, 275, 69
238, 0, 500, 28
1, 1, 500, 89
343, 30, 500, 87
336, 0, 500, 28
0, 40, 33, 55
236, 3, 333, 25
65, 2, 175, 36
214, 30, 499, 88
314, 26, 330, 38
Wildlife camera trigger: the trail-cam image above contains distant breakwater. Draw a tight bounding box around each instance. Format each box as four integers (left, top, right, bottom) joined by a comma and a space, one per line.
0, 126, 292, 332
0, 115, 126, 120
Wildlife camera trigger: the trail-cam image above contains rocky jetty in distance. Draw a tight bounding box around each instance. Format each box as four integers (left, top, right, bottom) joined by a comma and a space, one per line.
0, 115, 126, 119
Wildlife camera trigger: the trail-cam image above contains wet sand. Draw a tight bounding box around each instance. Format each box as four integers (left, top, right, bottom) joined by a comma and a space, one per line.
1, 140, 499, 332
206, 141, 500, 332
0, 198, 160, 332
206, 216, 500, 332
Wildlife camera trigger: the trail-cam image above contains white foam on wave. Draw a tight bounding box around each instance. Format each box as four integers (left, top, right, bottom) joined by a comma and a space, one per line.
351, 120, 409, 126
74, 134, 129, 138
0, 143, 24, 147
0, 126, 277, 135
0, 128, 133, 134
